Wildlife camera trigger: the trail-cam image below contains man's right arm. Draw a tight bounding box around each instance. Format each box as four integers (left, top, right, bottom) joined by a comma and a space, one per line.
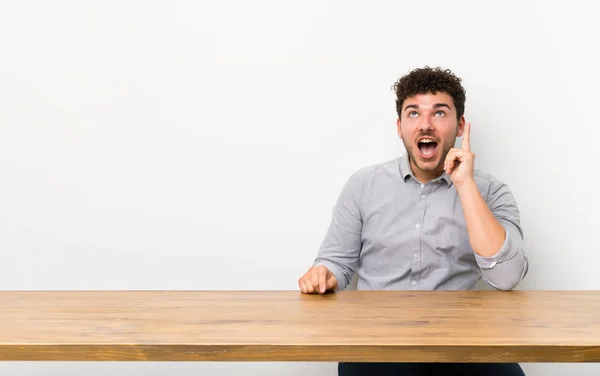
298, 171, 364, 293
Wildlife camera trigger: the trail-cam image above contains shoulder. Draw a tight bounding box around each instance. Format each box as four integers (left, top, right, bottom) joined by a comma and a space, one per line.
473, 168, 499, 186
340, 158, 400, 198
472, 169, 517, 206
349, 158, 400, 181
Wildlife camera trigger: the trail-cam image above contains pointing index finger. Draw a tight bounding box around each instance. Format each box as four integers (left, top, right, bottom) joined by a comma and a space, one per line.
462, 122, 471, 152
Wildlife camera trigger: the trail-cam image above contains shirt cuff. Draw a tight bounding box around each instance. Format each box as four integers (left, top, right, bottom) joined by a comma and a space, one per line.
474, 228, 519, 269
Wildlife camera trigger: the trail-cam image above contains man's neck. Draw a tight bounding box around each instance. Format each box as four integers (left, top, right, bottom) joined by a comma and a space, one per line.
410, 159, 443, 184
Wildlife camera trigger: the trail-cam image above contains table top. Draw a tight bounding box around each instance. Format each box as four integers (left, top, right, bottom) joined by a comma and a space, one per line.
1, 290, 599, 362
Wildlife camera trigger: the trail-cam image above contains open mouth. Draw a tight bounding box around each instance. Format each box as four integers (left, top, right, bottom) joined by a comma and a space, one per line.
417, 138, 438, 158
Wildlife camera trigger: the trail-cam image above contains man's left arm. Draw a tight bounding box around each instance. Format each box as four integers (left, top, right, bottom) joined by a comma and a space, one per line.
445, 123, 528, 290
455, 179, 529, 290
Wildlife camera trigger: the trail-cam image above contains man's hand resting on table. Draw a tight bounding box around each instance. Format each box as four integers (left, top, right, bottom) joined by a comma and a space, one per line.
298, 265, 338, 294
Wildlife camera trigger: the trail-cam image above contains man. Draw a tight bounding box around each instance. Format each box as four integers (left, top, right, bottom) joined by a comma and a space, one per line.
297, 66, 529, 376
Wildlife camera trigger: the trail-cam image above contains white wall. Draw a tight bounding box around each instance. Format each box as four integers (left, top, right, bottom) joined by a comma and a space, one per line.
1, 1, 598, 375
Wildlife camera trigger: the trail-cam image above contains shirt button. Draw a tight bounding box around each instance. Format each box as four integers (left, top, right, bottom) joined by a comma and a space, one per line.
414, 253, 418, 259
421, 195, 426, 199
415, 223, 420, 228
412, 280, 417, 286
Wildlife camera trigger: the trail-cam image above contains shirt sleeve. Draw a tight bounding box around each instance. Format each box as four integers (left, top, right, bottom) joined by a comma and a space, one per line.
475, 178, 529, 290
312, 170, 365, 290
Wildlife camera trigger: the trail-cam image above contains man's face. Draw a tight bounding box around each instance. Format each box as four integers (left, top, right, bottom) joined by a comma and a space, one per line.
396, 91, 465, 180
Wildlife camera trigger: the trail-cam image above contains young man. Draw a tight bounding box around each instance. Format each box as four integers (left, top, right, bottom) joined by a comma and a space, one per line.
297, 67, 529, 376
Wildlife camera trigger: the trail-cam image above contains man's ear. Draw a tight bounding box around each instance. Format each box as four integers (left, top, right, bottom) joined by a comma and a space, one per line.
396, 118, 403, 139
456, 116, 466, 137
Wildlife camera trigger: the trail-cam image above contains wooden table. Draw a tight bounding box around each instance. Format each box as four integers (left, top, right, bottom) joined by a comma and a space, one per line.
0, 290, 599, 362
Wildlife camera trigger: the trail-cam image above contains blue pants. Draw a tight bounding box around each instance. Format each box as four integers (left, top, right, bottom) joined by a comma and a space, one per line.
338, 362, 525, 375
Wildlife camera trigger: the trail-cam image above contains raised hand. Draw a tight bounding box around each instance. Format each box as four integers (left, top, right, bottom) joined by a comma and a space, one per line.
444, 122, 475, 186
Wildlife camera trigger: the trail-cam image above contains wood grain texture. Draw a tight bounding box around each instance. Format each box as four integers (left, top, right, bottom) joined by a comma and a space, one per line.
0, 290, 599, 362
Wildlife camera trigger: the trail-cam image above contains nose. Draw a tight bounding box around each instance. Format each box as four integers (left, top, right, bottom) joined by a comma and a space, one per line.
418, 116, 434, 132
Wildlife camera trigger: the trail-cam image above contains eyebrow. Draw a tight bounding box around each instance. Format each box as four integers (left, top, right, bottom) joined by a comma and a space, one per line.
403, 103, 451, 112
433, 103, 451, 110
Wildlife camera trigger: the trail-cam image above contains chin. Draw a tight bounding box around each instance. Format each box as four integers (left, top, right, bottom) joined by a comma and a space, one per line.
416, 160, 441, 172
410, 153, 439, 169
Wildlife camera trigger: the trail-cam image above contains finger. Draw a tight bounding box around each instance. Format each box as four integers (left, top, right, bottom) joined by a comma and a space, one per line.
305, 278, 315, 293
317, 268, 327, 294
299, 279, 307, 294
461, 122, 471, 152
445, 149, 469, 174
310, 271, 320, 293
445, 159, 455, 175
451, 150, 467, 161
444, 149, 457, 173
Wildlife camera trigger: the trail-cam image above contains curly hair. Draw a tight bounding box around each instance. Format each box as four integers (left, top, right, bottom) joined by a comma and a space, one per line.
392, 66, 466, 120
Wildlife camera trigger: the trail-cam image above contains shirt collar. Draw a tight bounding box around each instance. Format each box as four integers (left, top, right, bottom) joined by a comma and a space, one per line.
399, 153, 452, 186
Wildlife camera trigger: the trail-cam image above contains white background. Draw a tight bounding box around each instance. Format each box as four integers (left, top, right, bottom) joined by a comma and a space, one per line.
1, 1, 599, 375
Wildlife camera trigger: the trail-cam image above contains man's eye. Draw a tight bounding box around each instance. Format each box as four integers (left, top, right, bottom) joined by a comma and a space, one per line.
435, 110, 445, 116
409, 111, 418, 117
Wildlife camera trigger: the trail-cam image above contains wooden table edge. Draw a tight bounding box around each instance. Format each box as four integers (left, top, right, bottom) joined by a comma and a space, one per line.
1, 344, 599, 362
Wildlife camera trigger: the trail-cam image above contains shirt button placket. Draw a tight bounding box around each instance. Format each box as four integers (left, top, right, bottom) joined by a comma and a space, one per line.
412, 184, 430, 290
